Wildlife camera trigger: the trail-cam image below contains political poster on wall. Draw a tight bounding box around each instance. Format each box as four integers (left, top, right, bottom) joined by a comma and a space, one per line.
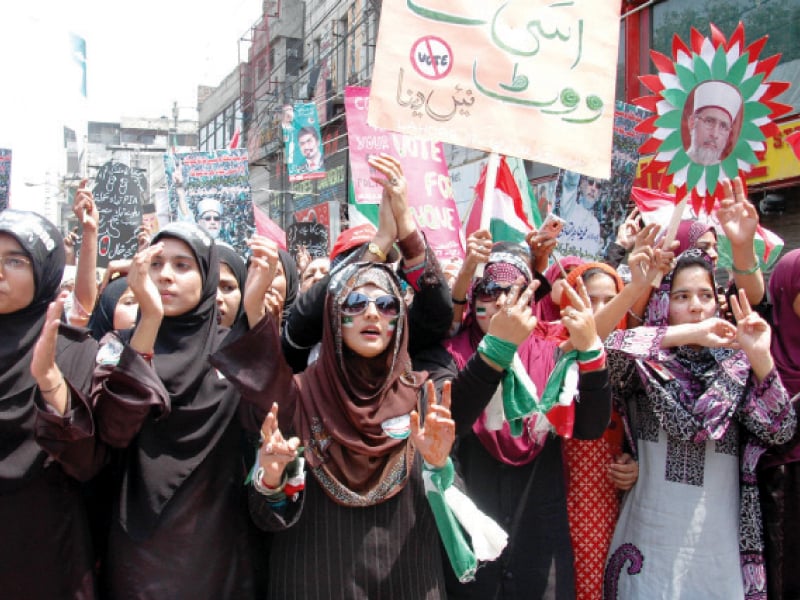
283, 102, 326, 183
0, 149, 10, 211
165, 149, 255, 256
92, 160, 147, 267
287, 221, 329, 260
550, 101, 650, 260
291, 200, 341, 258
280, 143, 346, 255
368, 0, 621, 179
345, 86, 465, 262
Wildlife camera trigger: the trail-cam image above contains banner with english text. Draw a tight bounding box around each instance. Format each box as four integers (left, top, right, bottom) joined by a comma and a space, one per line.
368, 0, 620, 179
345, 86, 465, 262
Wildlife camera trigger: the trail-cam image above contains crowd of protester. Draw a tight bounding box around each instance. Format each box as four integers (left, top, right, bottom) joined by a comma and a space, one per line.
1, 153, 798, 600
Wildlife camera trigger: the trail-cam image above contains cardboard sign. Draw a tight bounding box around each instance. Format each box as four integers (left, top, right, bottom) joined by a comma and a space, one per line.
368, 0, 621, 179
287, 220, 329, 259
93, 160, 147, 267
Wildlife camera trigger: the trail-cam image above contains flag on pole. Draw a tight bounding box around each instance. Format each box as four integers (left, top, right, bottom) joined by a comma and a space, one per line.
630, 187, 784, 269
228, 128, 240, 150
464, 155, 535, 244
505, 156, 543, 229
253, 201, 287, 250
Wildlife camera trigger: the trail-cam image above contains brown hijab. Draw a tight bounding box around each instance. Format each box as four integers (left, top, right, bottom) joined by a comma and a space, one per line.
297, 262, 425, 506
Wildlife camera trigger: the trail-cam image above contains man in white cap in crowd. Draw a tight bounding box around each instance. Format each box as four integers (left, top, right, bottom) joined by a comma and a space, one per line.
686, 80, 742, 165
196, 198, 223, 239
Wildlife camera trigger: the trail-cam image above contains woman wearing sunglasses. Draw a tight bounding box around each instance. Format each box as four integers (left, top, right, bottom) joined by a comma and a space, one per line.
281, 153, 453, 374
211, 253, 507, 598
439, 241, 611, 600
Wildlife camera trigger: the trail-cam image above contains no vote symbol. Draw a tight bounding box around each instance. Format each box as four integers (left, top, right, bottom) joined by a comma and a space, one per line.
410, 36, 453, 80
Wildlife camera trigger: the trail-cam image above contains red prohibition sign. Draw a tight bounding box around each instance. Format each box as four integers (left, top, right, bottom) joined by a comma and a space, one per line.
410, 36, 453, 80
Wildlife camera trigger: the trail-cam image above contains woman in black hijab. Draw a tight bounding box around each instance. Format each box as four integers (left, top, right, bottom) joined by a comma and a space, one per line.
216, 241, 247, 328
253, 244, 298, 331
0, 209, 100, 599
88, 275, 138, 340
91, 222, 262, 599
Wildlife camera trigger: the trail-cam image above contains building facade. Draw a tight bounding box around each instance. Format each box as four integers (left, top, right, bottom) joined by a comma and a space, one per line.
198, 0, 800, 250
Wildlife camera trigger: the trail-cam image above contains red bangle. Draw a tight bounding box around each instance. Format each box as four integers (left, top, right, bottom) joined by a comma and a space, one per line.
137, 350, 154, 362
578, 353, 606, 373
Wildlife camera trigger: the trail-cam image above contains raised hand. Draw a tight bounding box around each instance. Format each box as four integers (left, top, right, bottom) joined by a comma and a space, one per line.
525, 229, 557, 274
410, 380, 455, 468
73, 178, 98, 232
560, 277, 600, 351
628, 236, 675, 288
463, 230, 492, 277
295, 244, 311, 275
616, 208, 642, 251
716, 177, 758, 248
631, 222, 660, 254
127, 243, 165, 320
487, 279, 539, 346
63, 227, 79, 266
31, 293, 69, 414
136, 218, 158, 253
368, 153, 414, 239
729, 288, 774, 381
244, 235, 281, 327
259, 403, 301, 488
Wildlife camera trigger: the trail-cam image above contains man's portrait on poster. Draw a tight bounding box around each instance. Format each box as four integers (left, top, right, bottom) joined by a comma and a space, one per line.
297, 126, 324, 173
196, 198, 223, 239
682, 80, 743, 166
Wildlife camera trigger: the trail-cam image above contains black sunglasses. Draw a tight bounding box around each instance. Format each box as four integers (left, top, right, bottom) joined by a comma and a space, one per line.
341, 292, 401, 317
474, 281, 513, 303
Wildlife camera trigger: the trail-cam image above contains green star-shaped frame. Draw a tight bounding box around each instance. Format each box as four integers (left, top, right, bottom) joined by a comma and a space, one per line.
635, 22, 791, 213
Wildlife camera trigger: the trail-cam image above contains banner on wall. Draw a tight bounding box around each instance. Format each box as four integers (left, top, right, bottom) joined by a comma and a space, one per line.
550, 101, 650, 260
165, 149, 255, 256
285, 142, 348, 249
283, 102, 326, 183
345, 86, 465, 262
368, 0, 621, 179
0, 149, 10, 211
292, 200, 340, 258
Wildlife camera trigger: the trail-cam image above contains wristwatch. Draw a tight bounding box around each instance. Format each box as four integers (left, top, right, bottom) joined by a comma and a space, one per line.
368, 242, 387, 262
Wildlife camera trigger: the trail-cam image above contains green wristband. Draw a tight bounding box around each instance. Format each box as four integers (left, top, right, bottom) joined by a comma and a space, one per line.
731, 260, 761, 275
576, 346, 603, 362
477, 334, 518, 370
